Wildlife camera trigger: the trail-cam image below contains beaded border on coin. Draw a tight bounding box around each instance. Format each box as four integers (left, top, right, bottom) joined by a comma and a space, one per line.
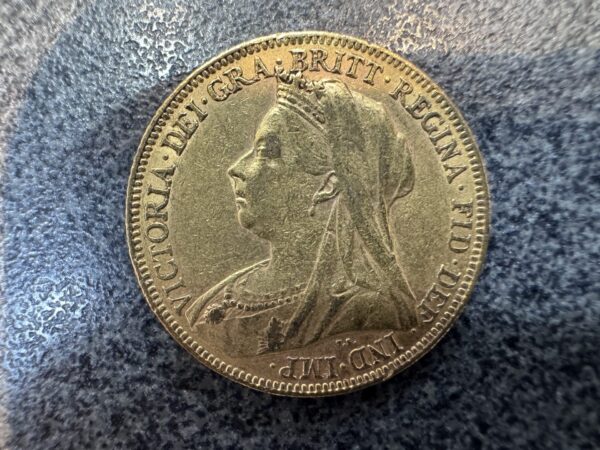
126, 31, 490, 397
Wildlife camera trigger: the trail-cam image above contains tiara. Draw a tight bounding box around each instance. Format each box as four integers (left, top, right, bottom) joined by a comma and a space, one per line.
276, 73, 326, 131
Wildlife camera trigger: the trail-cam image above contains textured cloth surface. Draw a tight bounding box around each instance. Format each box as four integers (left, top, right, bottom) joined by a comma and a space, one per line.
1, 0, 599, 448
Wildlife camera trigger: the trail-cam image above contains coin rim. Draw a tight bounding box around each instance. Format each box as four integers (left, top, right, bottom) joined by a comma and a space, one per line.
126, 31, 491, 397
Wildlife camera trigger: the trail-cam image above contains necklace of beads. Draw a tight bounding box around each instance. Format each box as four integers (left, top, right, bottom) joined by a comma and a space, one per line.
204, 270, 307, 324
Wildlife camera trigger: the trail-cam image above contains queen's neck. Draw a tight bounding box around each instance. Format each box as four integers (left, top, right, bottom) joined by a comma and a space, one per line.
246, 224, 324, 292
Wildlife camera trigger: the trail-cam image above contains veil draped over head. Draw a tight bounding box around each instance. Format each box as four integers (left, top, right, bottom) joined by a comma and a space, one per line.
281, 76, 418, 345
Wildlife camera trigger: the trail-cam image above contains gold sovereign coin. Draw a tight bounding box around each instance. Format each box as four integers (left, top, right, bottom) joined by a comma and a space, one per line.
126, 32, 490, 396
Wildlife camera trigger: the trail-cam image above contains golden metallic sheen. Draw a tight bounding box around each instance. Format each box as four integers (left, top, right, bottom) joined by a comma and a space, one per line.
126, 32, 490, 396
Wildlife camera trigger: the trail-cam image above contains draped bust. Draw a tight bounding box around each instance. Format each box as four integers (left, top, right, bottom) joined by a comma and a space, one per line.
186, 75, 418, 357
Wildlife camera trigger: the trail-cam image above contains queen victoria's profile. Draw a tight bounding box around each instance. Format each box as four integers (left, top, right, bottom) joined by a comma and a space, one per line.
186, 75, 418, 357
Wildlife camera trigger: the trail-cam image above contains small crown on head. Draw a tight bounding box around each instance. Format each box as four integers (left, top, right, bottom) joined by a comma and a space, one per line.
276, 72, 326, 131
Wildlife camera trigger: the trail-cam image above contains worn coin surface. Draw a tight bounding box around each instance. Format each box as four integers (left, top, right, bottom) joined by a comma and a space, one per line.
126, 32, 490, 396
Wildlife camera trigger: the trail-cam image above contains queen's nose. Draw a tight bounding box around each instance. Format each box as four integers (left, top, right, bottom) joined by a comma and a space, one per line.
227, 150, 250, 181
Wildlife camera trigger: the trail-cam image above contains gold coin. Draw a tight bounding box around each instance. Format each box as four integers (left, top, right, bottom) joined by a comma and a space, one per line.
126, 32, 490, 396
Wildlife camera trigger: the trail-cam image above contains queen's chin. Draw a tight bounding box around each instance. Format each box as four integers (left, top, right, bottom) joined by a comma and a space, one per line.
235, 202, 259, 232
236, 206, 277, 242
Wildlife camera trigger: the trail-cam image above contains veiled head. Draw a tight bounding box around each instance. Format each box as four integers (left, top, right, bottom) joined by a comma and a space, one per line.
227, 103, 336, 240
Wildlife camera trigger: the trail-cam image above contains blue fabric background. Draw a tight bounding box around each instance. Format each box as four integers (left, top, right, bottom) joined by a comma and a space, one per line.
2, 0, 599, 448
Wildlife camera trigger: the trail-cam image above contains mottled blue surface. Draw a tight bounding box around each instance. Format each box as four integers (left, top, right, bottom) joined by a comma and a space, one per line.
2, 0, 599, 448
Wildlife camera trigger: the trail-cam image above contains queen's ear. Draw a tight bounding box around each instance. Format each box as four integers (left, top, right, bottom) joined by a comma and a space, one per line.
312, 171, 340, 206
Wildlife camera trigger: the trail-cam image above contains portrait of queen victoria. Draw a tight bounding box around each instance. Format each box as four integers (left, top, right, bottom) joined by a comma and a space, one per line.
185, 74, 418, 357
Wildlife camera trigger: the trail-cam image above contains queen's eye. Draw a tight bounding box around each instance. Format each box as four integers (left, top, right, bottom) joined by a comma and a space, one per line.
255, 135, 281, 159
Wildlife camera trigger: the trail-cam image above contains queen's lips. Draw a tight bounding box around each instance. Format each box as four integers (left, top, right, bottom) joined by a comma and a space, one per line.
234, 188, 247, 202
234, 190, 248, 205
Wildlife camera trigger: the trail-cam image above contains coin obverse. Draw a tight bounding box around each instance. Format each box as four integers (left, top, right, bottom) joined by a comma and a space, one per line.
126, 32, 490, 396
